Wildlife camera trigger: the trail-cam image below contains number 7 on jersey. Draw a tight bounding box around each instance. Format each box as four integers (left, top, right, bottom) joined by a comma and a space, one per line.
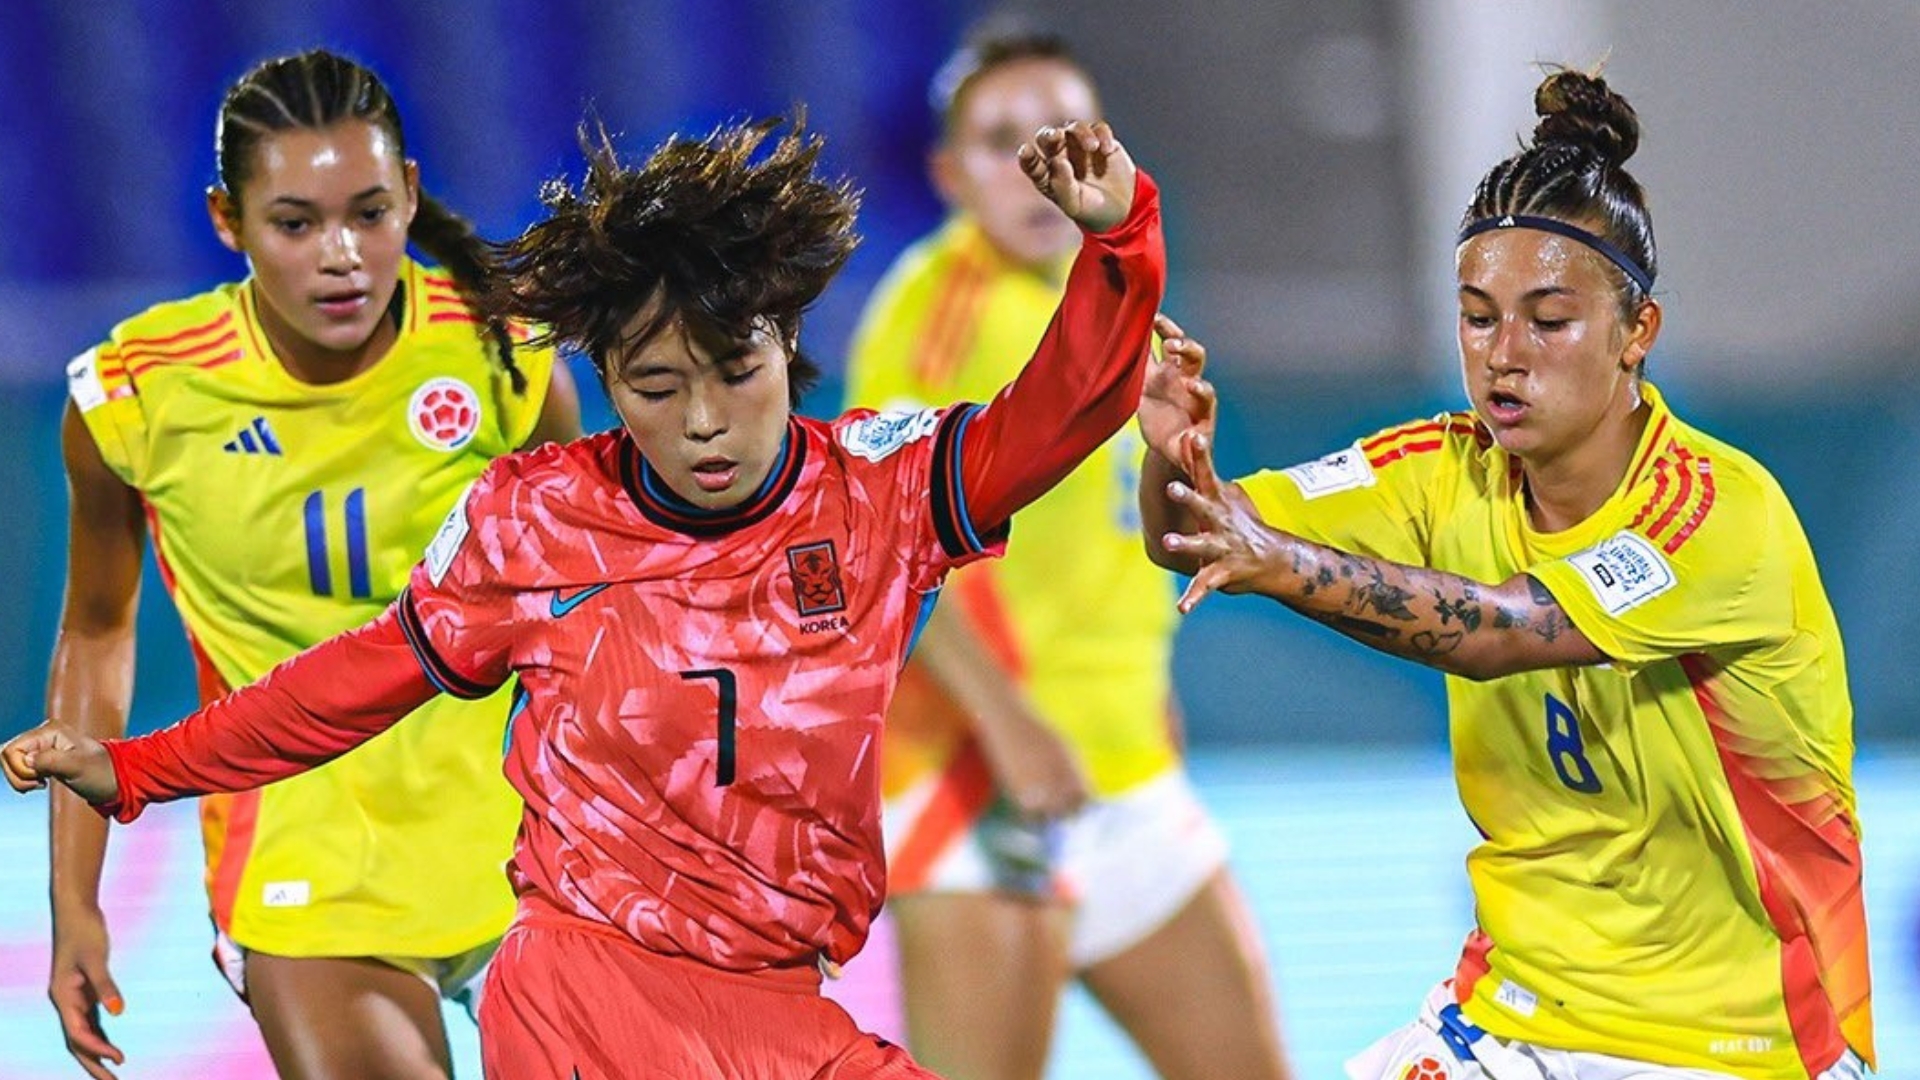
680, 668, 738, 786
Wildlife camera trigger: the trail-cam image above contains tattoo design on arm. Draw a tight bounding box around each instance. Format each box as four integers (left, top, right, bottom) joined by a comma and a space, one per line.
1274, 543, 1584, 675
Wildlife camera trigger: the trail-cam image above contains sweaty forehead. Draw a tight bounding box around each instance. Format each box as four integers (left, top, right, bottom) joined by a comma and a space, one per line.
1456, 229, 1611, 294
247, 122, 402, 193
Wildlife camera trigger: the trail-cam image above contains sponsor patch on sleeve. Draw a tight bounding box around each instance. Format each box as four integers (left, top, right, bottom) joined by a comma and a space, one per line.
66, 348, 108, 412
1565, 531, 1677, 614
1281, 442, 1375, 498
424, 484, 474, 586
1493, 979, 1539, 1018
840, 408, 942, 462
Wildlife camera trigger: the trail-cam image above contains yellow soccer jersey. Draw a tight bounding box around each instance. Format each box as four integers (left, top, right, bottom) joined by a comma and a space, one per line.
846, 217, 1178, 797
65, 258, 555, 960
1239, 383, 1869, 1078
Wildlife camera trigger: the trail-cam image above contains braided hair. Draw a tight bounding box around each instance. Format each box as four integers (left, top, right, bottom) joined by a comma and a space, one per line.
215, 48, 527, 392
1464, 68, 1657, 314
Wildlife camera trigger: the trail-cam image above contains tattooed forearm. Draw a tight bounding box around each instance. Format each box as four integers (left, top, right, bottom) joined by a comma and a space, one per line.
1489, 575, 1575, 644
1352, 564, 1418, 621
1411, 628, 1466, 655
1320, 614, 1399, 641
1256, 537, 1598, 677
1433, 589, 1483, 630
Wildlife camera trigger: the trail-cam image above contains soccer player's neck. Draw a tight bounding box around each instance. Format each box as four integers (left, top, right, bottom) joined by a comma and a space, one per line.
248, 280, 402, 387
1519, 395, 1654, 534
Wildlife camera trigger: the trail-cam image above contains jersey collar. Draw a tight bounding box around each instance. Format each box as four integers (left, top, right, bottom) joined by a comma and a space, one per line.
618, 419, 807, 537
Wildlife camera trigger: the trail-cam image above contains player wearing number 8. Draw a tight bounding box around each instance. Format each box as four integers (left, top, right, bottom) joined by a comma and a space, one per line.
1139, 67, 1868, 1080
8, 110, 1167, 1077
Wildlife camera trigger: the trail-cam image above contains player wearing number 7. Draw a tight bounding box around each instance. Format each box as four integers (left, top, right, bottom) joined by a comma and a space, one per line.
8, 112, 1166, 1079
1138, 68, 1868, 1080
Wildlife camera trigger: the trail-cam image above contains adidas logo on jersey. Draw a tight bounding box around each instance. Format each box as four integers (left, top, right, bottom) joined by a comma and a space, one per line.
223, 416, 283, 455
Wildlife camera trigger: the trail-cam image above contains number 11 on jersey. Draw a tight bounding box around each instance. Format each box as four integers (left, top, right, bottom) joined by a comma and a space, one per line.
303, 487, 372, 599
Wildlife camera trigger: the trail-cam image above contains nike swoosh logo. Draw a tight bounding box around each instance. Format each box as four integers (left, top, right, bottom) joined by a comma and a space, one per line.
549, 584, 611, 618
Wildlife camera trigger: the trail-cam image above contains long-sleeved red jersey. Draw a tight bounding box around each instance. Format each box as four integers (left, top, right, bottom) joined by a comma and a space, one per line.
102, 171, 1166, 973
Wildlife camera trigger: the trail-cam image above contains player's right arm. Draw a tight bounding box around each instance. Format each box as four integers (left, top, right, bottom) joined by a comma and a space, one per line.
906, 602, 1089, 818
1156, 431, 1605, 679
8, 606, 443, 818
44, 400, 142, 1078
8, 465, 524, 820
954, 121, 1165, 530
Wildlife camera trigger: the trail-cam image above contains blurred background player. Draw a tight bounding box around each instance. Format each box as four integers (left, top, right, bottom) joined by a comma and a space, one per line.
7, 113, 1168, 1079
46, 48, 578, 1080
1138, 68, 1871, 1080
842, 25, 1292, 1080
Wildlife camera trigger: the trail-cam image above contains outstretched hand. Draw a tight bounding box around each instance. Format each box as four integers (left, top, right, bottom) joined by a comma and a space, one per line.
1138, 312, 1217, 471
3, 723, 118, 804
1160, 433, 1286, 614
1017, 120, 1136, 233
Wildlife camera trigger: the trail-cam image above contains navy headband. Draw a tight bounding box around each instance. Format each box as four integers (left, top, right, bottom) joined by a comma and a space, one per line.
1458, 214, 1654, 295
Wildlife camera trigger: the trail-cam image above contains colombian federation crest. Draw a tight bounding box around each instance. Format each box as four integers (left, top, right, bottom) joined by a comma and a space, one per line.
409, 377, 482, 451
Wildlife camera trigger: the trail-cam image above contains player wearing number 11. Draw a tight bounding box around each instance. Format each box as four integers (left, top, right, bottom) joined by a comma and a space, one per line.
44, 49, 579, 1080
8, 112, 1167, 1077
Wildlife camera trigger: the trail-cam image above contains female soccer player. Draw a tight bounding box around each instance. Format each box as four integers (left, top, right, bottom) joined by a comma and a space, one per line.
1138, 69, 1870, 1080
844, 27, 1290, 1080
45, 49, 578, 1080
7, 111, 1166, 1079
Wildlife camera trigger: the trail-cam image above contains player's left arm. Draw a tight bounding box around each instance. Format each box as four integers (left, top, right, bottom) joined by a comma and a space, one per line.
1162, 432, 1606, 679
955, 121, 1166, 529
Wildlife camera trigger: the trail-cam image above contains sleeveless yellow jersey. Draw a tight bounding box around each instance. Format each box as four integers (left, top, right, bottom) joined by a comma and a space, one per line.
1239, 383, 1870, 1078
845, 217, 1178, 797
65, 258, 555, 959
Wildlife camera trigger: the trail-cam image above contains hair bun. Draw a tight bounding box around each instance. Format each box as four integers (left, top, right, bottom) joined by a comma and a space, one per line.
1531, 69, 1639, 166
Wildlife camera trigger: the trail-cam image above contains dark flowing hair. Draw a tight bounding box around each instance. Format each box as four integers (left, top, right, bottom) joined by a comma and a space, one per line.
486, 114, 861, 407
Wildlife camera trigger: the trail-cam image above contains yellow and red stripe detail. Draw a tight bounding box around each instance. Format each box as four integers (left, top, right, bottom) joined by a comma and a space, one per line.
948, 568, 1029, 681
1681, 654, 1873, 1074
140, 496, 260, 931
1629, 440, 1717, 554
1624, 414, 1671, 490
101, 312, 241, 394
1362, 415, 1473, 469
911, 251, 988, 389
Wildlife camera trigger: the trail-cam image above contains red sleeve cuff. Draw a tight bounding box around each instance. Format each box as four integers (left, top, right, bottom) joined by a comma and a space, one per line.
96, 739, 141, 823
1084, 168, 1160, 246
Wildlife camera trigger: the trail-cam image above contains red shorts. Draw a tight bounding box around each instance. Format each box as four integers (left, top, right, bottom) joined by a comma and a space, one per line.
480, 910, 936, 1079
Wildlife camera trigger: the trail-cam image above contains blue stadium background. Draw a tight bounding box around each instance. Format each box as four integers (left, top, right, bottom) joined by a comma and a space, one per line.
1, 2, 1914, 1077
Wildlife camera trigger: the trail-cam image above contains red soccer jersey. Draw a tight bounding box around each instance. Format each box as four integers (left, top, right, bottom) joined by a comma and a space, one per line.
97, 170, 1165, 977
399, 410, 1002, 971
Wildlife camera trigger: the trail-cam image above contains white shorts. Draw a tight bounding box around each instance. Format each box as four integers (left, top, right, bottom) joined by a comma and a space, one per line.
1345, 983, 1869, 1080
883, 767, 1229, 969
214, 929, 499, 1023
